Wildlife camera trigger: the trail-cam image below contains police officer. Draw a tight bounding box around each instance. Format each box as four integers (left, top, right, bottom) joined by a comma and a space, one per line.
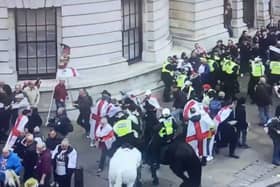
150, 108, 177, 184
206, 55, 219, 87
111, 112, 141, 154
176, 68, 187, 90
221, 56, 239, 98
269, 59, 280, 85
158, 108, 177, 143
182, 80, 196, 101
248, 57, 265, 103
161, 57, 176, 102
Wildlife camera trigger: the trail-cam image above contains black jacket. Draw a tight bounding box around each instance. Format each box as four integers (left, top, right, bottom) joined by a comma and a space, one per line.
46, 135, 63, 151
268, 118, 280, 143
255, 83, 272, 107
50, 114, 72, 136
173, 90, 187, 109
235, 104, 248, 130
74, 95, 92, 115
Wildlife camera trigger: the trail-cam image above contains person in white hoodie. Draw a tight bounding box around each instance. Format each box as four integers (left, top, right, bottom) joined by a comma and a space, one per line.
23, 81, 40, 108
95, 117, 115, 173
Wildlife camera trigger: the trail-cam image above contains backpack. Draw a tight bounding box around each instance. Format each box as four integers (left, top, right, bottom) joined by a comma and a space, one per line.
209, 99, 222, 118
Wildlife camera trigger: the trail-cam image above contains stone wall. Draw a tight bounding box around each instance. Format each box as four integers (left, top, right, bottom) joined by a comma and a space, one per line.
0, 1, 17, 85
170, 0, 228, 51
61, 0, 124, 69
0, 4, 8, 64
256, 0, 270, 28
142, 0, 172, 63
271, 0, 280, 22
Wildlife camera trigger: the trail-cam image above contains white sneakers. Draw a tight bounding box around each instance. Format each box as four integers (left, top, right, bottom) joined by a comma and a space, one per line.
90, 140, 96, 147
207, 156, 214, 161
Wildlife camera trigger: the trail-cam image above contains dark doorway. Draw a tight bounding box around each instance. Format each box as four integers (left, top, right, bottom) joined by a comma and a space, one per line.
243, 0, 255, 28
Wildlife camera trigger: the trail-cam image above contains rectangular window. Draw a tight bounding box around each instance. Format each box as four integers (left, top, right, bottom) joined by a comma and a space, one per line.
121, 0, 142, 64
15, 8, 57, 80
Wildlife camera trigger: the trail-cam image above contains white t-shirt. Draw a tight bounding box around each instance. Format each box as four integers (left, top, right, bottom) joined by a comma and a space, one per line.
55, 150, 67, 176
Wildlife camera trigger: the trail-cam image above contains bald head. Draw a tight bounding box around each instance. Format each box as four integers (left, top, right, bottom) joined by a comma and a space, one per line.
259, 77, 266, 84
61, 138, 70, 150
25, 133, 34, 145
2, 147, 10, 158
36, 142, 46, 154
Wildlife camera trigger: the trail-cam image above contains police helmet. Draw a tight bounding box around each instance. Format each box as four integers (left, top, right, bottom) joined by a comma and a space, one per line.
162, 108, 171, 117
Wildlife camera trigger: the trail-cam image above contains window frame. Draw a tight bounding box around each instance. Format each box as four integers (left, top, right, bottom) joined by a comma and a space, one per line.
15, 8, 58, 80
121, 0, 142, 64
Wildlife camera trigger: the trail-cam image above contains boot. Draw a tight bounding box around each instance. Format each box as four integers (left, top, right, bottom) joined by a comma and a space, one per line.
201, 156, 207, 166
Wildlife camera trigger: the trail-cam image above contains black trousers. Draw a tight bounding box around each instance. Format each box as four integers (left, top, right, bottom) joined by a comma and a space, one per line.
55, 172, 73, 187
98, 148, 109, 170
24, 167, 36, 182
247, 76, 259, 101
36, 175, 50, 187
216, 125, 238, 155
77, 111, 91, 133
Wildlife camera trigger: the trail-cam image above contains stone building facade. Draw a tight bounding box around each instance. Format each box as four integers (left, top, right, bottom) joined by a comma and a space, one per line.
0, 0, 278, 97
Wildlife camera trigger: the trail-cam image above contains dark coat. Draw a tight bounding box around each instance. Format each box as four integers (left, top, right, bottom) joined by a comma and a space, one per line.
235, 104, 248, 130
255, 83, 272, 107
46, 135, 63, 151
268, 118, 280, 143
22, 142, 38, 170
74, 95, 92, 115
50, 114, 72, 136
173, 90, 187, 109
26, 110, 42, 133
35, 149, 52, 179
216, 111, 237, 146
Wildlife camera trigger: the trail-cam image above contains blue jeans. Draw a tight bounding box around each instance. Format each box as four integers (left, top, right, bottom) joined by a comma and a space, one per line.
258, 105, 271, 125
272, 140, 280, 164
172, 109, 183, 125
55, 100, 65, 110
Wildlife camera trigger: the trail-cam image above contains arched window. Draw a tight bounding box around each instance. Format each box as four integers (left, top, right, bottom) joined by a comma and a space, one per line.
121, 0, 142, 64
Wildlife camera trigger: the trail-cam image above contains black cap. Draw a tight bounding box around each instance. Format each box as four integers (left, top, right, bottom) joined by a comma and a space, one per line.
101, 90, 111, 96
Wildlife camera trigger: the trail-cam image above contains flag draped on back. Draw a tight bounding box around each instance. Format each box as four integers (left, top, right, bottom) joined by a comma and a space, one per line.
214, 105, 232, 126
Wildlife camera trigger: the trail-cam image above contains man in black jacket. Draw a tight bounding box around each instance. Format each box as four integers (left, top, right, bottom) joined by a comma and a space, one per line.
73, 88, 92, 136
254, 77, 272, 126
172, 85, 187, 125
14, 133, 38, 182
46, 129, 63, 153
49, 107, 72, 137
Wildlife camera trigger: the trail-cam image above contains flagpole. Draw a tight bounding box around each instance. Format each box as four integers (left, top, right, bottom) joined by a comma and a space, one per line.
4, 131, 12, 149
66, 78, 74, 106
45, 83, 55, 126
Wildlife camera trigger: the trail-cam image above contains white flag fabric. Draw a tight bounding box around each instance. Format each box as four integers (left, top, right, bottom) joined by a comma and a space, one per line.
274, 85, 280, 98
213, 105, 232, 126
147, 97, 161, 109
56, 67, 78, 79
183, 99, 204, 121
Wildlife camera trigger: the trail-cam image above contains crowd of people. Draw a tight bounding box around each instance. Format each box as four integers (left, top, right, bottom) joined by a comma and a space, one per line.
0, 24, 279, 187
0, 79, 78, 187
